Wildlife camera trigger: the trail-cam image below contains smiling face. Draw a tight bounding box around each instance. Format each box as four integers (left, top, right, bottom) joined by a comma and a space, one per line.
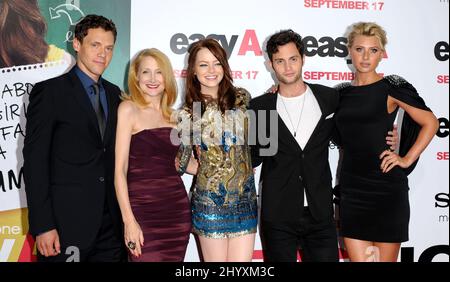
194, 47, 224, 97
271, 42, 304, 86
73, 27, 115, 81
349, 35, 384, 74
137, 56, 165, 100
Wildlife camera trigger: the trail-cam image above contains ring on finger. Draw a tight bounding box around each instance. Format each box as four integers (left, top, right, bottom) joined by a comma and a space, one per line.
127, 241, 136, 250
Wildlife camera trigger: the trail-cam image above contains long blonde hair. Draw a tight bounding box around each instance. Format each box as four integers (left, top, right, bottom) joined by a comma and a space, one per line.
124, 48, 177, 121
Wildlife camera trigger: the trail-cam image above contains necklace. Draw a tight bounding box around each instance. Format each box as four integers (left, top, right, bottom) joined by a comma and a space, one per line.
279, 91, 307, 138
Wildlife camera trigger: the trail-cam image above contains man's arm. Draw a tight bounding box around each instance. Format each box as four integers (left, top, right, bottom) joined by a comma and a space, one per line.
248, 99, 263, 168
23, 82, 57, 236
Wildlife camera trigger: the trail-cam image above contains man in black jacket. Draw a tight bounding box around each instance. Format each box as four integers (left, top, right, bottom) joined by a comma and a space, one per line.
23, 15, 126, 262
250, 30, 340, 262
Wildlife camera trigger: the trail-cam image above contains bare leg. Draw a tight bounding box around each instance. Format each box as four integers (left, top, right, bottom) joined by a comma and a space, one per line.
227, 233, 256, 262
198, 235, 228, 262
374, 242, 401, 262
344, 237, 378, 262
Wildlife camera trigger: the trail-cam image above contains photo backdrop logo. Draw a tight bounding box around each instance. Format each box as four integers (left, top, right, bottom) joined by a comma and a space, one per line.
436, 117, 449, 138
435, 41, 449, 61
170, 30, 263, 59
170, 32, 388, 64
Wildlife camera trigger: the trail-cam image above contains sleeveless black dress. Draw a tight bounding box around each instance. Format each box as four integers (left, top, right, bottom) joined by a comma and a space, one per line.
335, 75, 431, 243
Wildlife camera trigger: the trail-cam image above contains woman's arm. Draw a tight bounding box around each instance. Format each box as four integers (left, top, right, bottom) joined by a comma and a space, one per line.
175, 152, 198, 175
175, 109, 195, 174
114, 101, 144, 257
380, 97, 439, 173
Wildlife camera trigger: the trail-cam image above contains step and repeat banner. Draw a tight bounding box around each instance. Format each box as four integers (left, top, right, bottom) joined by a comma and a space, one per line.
1, 0, 448, 262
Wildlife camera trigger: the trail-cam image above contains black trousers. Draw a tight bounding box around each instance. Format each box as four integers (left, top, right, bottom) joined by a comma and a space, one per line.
37, 209, 127, 262
261, 207, 339, 262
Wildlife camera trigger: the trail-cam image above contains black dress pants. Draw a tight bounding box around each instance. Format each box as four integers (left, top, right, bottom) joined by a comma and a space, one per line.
261, 207, 339, 262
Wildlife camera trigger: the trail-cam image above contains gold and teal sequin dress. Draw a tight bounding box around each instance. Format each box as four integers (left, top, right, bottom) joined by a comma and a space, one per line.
177, 88, 257, 239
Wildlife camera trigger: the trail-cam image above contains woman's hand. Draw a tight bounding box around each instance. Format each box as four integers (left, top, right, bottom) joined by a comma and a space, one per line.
174, 158, 181, 172
186, 156, 199, 175
379, 150, 412, 173
124, 219, 144, 258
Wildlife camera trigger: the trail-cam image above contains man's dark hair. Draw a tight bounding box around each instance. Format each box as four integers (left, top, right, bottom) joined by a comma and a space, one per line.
74, 14, 117, 43
266, 29, 304, 61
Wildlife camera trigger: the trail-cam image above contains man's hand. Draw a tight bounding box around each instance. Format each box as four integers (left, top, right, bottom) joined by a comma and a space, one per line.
36, 229, 61, 257
386, 124, 399, 151
267, 84, 277, 94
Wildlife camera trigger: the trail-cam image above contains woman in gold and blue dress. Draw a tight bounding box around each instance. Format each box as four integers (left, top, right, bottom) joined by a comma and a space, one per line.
177, 38, 257, 262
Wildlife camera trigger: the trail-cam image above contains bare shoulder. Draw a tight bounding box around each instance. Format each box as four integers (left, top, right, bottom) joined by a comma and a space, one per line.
118, 100, 138, 117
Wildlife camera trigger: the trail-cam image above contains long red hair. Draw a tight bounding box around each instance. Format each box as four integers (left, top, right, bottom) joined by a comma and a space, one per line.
184, 38, 236, 114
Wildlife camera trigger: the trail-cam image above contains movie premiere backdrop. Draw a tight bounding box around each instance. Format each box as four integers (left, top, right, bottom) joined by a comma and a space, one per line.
0, 0, 448, 262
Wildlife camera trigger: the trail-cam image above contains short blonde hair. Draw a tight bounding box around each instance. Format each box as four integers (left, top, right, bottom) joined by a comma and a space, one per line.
347, 22, 387, 51
125, 48, 177, 121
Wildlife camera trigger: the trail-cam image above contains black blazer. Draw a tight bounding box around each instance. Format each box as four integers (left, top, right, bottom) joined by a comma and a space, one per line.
249, 83, 340, 223
23, 67, 122, 249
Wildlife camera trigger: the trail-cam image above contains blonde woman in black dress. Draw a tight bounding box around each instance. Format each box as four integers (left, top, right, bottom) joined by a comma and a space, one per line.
335, 22, 439, 262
